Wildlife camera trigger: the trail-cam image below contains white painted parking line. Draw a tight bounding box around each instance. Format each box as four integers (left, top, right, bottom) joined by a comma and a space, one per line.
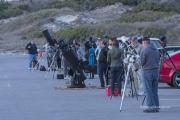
160, 99, 180, 101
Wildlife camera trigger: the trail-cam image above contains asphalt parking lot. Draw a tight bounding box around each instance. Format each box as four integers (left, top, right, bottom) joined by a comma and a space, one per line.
0, 54, 180, 120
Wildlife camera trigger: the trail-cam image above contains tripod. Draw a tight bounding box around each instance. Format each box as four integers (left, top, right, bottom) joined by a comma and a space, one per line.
33, 50, 45, 70
120, 62, 139, 111
46, 49, 60, 79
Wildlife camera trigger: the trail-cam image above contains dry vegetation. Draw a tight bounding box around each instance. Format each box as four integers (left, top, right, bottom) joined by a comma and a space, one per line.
0, 0, 180, 52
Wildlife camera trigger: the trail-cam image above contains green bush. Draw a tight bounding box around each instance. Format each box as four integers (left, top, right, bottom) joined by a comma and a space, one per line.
135, 1, 180, 13
0, 8, 23, 19
141, 26, 166, 37
55, 26, 93, 41
54, 26, 106, 42
48, 0, 143, 11
1, 9, 60, 32
14, 9, 60, 27
119, 11, 174, 23
0, 1, 27, 19
28, 31, 43, 38
94, 28, 106, 38
167, 29, 180, 43
49, 0, 80, 11
0, 0, 9, 11
120, 0, 143, 6
17, 4, 30, 11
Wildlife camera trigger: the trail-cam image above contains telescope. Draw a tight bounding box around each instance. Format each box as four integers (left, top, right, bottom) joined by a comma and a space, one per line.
42, 30, 56, 46
118, 36, 140, 71
42, 29, 96, 88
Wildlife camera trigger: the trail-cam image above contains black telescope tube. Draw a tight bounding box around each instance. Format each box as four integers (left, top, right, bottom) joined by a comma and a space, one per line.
42, 29, 55, 46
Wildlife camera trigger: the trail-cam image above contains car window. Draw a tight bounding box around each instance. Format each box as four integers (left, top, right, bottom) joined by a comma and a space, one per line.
174, 48, 180, 52
166, 47, 180, 55
150, 40, 161, 48
167, 50, 174, 55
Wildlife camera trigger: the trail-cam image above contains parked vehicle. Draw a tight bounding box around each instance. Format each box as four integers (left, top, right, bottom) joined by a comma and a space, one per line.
150, 38, 180, 88
159, 49, 180, 88
150, 38, 162, 48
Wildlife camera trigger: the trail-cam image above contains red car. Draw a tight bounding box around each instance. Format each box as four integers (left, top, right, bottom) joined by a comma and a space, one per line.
159, 49, 180, 88
150, 39, 180, 88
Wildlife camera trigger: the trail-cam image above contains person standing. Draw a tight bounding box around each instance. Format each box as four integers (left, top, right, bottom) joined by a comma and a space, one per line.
129, 36, 144, 95
75, 43, 85, 61
107, 38, 124, 96
140, 37, 160, 113
98, 40, 108, 88
25, 41, 38, 69
160, 36, 167, 48
84, 37, 96, 60
88, 45, 95, 79
95, 38, 102, 74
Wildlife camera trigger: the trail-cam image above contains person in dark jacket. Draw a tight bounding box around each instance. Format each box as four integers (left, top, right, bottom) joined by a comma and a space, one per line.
140, 37, 160, 113
25, 41, 38, 69
107, 38, 124, 96
98, 40, 108, 88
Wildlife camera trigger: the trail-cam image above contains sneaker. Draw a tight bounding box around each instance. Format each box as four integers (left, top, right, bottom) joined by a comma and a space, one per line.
155, 109, 160, 112
143, 109, 158, 113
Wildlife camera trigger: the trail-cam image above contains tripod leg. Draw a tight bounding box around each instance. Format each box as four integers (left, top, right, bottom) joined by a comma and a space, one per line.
52, 70, 56, 79
48, 50, 58, 71
130, 75, 134, 97
48, 55, 56, 71
132, 78, 138, 100
44, 51, 57, 80
142, 96, 146, 106
120, 64, 131, 112
52, 60, 58, 80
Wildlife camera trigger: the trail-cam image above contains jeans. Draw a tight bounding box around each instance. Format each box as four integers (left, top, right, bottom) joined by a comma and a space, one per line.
142, 69, 159, 109
98, 63, 107, 87
132, 69, 144, 93
28, 54, 36, 68
110, 66, 123, 95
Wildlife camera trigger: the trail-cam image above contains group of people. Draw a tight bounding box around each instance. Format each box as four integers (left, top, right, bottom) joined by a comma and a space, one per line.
25, 35, 163, 113
85, 36, 160, 113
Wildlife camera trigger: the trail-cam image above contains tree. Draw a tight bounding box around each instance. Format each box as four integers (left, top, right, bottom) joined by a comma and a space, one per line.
0, 0, 8, 11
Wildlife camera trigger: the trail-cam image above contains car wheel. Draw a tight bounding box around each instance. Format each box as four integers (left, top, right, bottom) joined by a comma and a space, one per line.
173, 71, 180, 88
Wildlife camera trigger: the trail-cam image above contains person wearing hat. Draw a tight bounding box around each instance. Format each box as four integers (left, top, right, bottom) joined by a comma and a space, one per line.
140, 37, 160, 113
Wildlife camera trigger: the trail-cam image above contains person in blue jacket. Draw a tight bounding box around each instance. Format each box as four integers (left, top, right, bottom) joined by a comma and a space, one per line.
88, 45, 95, 79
